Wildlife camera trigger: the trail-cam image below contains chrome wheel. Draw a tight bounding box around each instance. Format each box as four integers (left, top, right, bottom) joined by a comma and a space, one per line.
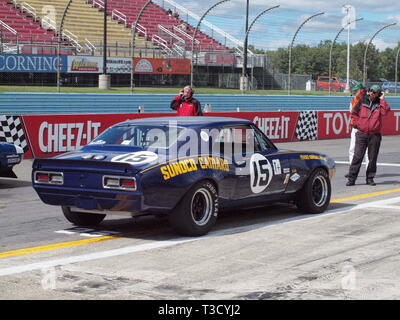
312, 175, 329, 207
191, 188, 213, 226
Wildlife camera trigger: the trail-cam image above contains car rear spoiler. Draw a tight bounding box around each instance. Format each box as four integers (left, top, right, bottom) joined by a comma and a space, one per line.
32, 158, 140, 175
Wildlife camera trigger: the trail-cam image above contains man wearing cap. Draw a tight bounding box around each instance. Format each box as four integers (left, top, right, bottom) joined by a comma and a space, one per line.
348, 83, 368, 167
346, 84, 391, 186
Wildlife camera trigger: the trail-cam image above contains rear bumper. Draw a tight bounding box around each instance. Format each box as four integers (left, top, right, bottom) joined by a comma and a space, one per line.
34, 185, 144, 213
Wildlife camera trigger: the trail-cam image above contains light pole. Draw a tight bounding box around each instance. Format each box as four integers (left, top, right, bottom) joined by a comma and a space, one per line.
395, 45, 400, 95
363, 23, 396, 85
328, 17, 363, 95
190, 0, 230, 88
342, 5, 353, 93
288, 12, 324, 95
130, 0, 152, 94
103, 0, 107, 75
99, 0, 110, 89
241, 0, 249, 91
57, 0, 73, 93
241, 5, 280, 92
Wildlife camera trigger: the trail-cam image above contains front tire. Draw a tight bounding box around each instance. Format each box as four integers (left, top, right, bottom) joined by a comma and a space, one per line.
295, 168, 331, 214
169, 181, 218, 236
62, 206, 105, 226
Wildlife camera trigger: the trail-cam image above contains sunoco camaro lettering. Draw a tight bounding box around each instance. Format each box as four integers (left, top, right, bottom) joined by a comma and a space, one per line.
0, 142, 24, 178
32, 117, 336, 236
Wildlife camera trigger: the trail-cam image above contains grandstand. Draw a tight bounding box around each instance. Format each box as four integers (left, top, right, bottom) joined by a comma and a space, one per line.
103, 0, 230, 53
0, 0, 57, 52
0, 0, 273, 89
0, 0, 234, 57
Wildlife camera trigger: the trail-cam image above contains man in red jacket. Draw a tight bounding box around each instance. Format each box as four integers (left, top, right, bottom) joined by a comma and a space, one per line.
346, 85, 391, 186
170, 86, 203, 116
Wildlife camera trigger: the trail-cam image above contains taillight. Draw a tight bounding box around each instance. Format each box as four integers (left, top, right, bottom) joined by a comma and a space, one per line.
103, 176, 136, 191
34, 171, 64, 185
36, 173, 49, 182
120, 179, 136, 188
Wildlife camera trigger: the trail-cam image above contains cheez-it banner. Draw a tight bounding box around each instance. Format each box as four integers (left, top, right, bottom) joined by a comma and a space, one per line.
22, 113, 171, 158
2, 110, 400, 159
133, 58, 190, 74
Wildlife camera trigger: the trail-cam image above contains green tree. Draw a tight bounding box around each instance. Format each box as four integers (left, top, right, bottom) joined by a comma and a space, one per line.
265, 41, 398, 82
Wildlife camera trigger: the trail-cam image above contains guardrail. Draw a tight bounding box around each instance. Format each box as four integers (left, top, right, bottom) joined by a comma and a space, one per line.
1, 93, 400, 115
112, 9, 127, 27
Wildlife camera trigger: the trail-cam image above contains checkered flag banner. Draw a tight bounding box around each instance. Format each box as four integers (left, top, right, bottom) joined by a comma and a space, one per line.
0, 115, 28, 152
295, 111, 318, 141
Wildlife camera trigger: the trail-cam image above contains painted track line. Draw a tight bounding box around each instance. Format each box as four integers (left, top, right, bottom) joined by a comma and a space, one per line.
331, 188, 400, 203
0, 234, 127, 259
335, 160, 400, 167
1, 195, 400, 277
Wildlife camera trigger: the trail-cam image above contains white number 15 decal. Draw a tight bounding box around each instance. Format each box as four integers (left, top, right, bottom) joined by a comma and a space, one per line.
250, 153, 273, 194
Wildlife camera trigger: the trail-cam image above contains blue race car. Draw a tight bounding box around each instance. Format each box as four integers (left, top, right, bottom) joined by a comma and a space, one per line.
0, 142, 24, 178
32, 117, 335, 236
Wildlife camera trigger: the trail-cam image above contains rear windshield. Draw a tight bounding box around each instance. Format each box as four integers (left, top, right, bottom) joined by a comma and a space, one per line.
89, 125, 184, 149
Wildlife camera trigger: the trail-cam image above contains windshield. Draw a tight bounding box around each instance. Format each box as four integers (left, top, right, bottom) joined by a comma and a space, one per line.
90, 125, 184, 149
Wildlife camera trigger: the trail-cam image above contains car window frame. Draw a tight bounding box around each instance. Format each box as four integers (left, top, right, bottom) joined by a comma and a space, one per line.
251, 124, 278, 151
212, 124, 262, 155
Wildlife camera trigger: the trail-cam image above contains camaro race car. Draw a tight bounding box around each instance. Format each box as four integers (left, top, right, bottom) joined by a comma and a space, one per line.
32, 117, 335, 236
0, 142, 24, 178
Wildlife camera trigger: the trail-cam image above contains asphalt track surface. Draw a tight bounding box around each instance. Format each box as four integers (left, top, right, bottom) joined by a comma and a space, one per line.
1, 136, 400, 301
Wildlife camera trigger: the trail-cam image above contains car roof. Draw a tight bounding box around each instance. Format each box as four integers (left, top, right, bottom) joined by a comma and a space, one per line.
115, 116, 253, 127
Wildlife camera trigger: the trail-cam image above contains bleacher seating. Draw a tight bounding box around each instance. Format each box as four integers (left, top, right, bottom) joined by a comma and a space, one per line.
104, 0, 230, 52
14, 0, 159, 56
1, 0, 231, 57
0, 0, 57, 43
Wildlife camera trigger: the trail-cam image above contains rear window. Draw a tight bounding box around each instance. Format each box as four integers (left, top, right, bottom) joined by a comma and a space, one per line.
90, 125, 184, 149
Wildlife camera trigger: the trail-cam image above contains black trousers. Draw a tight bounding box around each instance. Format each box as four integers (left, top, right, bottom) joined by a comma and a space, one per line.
348, 132, 381, 181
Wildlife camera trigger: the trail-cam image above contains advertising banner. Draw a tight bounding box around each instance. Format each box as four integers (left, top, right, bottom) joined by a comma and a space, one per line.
133, 58, 190, 74
106, 57, 132, 74
0, 54, 67, 73
67, 56, 103, 73
318, 110, 400, 139
3, 110, 399, 159
209, 112, 301, 143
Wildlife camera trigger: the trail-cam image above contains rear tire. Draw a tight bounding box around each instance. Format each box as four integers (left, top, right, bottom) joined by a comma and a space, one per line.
62, 206, 105, 226
169, 181, 218, 236
295, 168, 331, 214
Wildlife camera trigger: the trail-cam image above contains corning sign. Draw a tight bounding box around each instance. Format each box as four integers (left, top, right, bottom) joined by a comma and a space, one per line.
0, 54, 67, 73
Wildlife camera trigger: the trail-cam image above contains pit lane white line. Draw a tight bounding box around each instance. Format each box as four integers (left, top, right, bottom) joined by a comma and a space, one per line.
1, 196, 400, 277
335, 161, 400, 167
55, 228, 120, 238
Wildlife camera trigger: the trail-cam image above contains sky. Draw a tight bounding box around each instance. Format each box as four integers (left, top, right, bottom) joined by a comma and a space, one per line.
160, 0, 400, 51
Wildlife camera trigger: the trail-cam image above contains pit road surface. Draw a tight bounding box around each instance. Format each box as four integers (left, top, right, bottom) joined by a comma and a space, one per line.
1, 136, 400, 300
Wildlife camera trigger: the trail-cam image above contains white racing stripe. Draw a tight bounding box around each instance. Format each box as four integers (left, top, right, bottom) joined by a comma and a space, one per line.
1, 196, 400, 277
